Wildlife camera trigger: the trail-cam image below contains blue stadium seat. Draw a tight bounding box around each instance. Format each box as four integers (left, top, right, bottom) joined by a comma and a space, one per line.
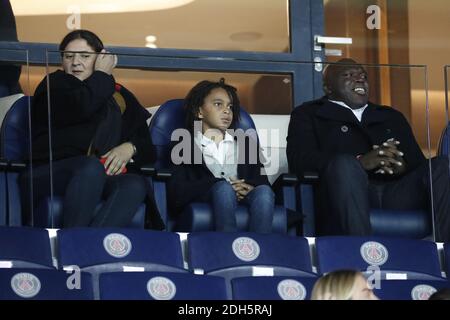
149, 99, 288, 233
99, 271, 227, 300
57, 228, 185, 271
0, 226, 53, 268
315, 236, 443, 280
187, 232, 315, 295
57, 228, 186, 299
0, 95, 145, 228
0, 268, 93, 300
188, 232, 314, 276
0, 95, 30, 226
231, 276, 318, 300
374, 279, 450, 300
0, 94, 13, 224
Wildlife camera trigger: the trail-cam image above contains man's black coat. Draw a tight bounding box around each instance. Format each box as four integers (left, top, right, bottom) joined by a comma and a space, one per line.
287, 97, 426, 180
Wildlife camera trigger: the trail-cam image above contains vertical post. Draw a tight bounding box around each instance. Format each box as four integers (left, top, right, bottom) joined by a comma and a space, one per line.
290, 0, 324, 106
376, 0, 392, 106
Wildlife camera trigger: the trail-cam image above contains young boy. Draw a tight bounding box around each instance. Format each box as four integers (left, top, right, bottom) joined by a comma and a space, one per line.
168, 79, 274, 233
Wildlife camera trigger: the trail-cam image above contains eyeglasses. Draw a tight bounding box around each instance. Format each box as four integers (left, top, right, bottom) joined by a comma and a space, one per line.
62, 51, 95, 61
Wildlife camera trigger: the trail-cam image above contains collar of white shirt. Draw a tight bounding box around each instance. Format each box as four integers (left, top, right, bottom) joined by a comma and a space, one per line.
329, 99, 368, 122
195, 131, 235, 164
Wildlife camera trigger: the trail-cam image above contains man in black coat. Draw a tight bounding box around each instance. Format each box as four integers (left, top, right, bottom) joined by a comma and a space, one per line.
287, 58, 450, 241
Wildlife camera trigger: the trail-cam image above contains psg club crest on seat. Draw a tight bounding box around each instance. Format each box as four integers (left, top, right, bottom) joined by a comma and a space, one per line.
103, 233, 132, 258
232, 237, 260, 262
147, 276, 176, 300
11, 272, 41, 298
360, 241, 389, 266
277, 279, 307, 300
411, 284, 437, 300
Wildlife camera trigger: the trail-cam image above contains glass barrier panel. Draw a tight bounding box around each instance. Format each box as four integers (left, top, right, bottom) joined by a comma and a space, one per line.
13, 0, 290, 52
44, 50, 295, 228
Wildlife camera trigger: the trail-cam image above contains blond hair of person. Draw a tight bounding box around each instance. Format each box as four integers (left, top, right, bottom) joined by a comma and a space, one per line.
311, 269, 378, 300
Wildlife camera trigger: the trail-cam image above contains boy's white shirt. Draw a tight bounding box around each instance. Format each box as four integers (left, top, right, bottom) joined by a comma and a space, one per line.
195, 131, 238, 180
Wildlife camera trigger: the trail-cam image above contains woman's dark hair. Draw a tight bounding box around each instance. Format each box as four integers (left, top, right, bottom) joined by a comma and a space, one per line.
59, 29, 104, 54
184, 78, 241, 133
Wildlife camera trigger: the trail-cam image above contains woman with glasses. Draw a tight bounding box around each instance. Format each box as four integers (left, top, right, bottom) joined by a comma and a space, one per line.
21, 29, 163, 229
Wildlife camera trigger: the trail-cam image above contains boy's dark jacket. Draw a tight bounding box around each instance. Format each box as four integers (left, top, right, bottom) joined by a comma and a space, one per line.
168, 133, 269, 215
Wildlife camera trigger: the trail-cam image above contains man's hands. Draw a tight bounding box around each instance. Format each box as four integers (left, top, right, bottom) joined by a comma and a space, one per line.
358, 138, 406, 175
230, 178, 254, 201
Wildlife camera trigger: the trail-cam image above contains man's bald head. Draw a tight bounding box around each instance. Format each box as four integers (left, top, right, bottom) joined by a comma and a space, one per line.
322, 58, 369, 109
323, 58, 360, 92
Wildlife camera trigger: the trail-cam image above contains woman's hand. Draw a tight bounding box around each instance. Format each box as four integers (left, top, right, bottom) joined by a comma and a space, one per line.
95, 49, 117, 75
101, 142, 134, 175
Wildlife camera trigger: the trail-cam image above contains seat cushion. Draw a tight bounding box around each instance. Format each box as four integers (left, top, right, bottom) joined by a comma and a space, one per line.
370, 209, 431, 239
34, 196, 145, 228
174, 203, 287, 233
